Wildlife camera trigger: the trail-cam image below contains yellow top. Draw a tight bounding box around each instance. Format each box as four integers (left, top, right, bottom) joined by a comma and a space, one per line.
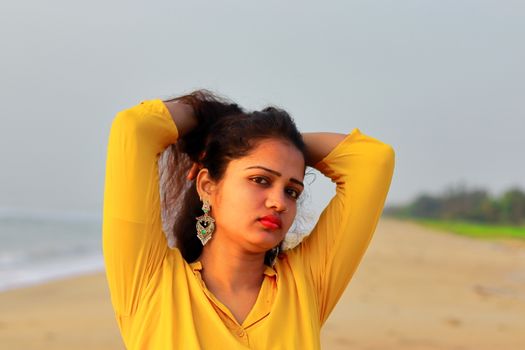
102, 100, 395, 349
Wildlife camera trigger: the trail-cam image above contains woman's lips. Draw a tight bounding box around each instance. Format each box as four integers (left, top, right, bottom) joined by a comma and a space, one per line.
259, 215, 282, 230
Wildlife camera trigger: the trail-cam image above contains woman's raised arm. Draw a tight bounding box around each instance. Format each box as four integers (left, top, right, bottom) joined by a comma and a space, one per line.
103, 100, 184, 317
301, 132, 347, 166
291, 128, 395, 325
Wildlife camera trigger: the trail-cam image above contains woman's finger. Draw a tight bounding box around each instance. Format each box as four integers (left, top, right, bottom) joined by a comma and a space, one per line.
186, 163, 200, 180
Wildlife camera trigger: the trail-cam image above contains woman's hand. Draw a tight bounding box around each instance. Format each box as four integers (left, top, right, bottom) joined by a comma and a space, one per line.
301, 132, 347, 167
163, 100, 198, 137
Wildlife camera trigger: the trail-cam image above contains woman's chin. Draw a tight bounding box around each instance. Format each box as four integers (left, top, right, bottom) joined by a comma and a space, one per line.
246, 229, 284, 250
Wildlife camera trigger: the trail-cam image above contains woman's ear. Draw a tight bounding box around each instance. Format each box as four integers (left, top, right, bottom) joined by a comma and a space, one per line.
195, 168, 216, 199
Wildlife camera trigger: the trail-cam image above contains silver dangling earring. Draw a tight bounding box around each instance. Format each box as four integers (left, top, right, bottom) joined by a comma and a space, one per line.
196, 199, 215, 246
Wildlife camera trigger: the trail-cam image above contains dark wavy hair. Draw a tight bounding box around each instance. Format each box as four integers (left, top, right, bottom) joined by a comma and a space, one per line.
159, 90, 306, 265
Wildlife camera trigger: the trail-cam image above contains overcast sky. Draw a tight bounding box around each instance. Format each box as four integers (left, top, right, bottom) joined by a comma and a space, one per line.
1, 0, 524, 218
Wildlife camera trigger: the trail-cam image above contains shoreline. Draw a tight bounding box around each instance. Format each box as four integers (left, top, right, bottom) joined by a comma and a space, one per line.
1, 218, 524, 349
4, 217, 523, 294
0, 263, 105, 293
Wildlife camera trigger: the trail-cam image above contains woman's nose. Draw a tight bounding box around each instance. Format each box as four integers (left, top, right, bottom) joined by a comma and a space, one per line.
265, 190, 287, 213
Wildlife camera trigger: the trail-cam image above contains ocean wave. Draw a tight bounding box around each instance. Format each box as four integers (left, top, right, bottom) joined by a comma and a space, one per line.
0, 252, 105, 292
0, 207, 101, 223
0, 210, 104, 292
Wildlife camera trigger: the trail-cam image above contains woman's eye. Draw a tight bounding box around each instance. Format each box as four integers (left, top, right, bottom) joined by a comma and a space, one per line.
251, 177, 269, 185
286, 188, 301, 200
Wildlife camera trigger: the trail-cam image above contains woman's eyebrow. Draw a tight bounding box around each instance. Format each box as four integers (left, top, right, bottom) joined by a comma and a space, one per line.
244, 165, 304, 188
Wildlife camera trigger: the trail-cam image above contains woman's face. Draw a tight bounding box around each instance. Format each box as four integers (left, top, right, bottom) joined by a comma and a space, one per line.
204, 139, 305, 254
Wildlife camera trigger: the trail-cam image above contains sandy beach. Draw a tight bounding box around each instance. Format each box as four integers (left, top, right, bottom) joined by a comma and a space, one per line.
1, 218, 524, 349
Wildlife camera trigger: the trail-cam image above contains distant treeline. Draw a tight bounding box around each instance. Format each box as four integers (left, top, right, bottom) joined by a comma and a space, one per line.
385, 185, 525, 225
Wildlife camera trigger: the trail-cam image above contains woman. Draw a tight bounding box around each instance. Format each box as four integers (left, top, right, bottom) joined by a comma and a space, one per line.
102, 90, 395, 349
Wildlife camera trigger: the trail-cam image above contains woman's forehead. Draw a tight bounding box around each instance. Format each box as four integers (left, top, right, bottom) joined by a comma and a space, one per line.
229, 139, 305, 178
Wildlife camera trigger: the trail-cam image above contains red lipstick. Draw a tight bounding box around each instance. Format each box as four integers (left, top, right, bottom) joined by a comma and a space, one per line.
259, 215, 282, 230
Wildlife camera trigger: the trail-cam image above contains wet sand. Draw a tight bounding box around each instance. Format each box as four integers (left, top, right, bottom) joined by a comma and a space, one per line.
1, 218, 524, 349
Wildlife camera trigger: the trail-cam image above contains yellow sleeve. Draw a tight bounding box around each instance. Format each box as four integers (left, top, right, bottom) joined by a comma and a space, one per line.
102, 99, 179, 317
293, 128, 395, 324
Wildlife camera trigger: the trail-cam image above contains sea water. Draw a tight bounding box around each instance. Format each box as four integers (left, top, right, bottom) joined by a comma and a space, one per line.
0, 210, 103, 292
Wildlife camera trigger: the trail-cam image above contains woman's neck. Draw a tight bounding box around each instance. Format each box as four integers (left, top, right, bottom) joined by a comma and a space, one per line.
198, 237, 266, 293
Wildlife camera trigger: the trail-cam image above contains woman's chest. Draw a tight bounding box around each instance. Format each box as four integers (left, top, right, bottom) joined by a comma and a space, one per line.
128, 256, 322, 349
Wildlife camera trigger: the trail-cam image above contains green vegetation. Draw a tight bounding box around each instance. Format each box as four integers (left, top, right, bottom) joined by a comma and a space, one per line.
385, 184, 525, 240
408, 218, 525, 240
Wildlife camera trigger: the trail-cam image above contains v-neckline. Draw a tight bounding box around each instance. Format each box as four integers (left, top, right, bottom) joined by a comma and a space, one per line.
189, 260, 278, 328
